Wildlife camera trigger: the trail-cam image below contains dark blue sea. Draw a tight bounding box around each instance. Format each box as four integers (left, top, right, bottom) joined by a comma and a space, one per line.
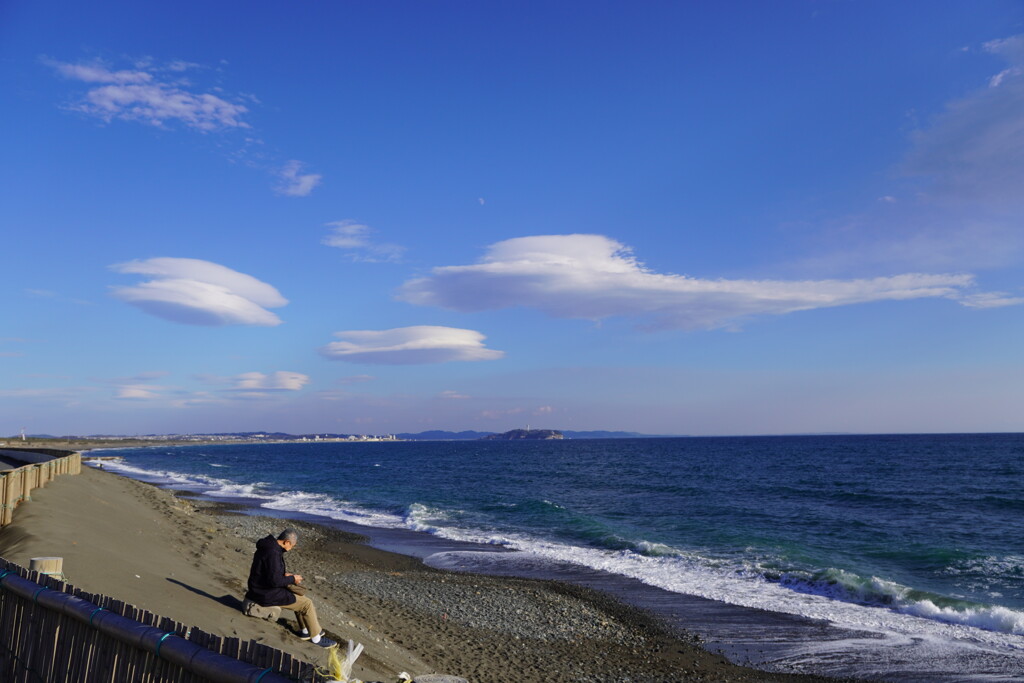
91, 434, 1024, 681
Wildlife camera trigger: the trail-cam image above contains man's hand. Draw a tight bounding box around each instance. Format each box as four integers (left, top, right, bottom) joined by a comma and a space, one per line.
292, 574, 303, 584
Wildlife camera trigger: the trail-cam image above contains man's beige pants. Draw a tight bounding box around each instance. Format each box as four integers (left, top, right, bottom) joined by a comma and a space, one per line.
283, 595, 322, 637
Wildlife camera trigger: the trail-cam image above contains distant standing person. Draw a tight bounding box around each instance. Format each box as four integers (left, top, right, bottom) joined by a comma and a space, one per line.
245, 528, 336, 648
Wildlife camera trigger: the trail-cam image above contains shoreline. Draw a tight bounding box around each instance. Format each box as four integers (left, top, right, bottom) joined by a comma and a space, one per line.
0, 463, 851, 681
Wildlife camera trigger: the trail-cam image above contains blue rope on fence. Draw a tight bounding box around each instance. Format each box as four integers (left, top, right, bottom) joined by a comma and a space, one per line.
155, 632, 176, 658
254, 667, 274, 683
32, 586, 48, 604
88, 606, 106, 625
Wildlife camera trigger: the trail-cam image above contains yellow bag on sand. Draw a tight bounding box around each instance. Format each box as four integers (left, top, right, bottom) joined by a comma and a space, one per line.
317, 639, 363, 683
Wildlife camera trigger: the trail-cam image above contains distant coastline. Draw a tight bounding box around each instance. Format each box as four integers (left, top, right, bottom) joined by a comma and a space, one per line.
3, 429, 681, 451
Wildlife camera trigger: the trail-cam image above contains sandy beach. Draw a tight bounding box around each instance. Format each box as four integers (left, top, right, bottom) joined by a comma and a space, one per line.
0, 465, 850, 682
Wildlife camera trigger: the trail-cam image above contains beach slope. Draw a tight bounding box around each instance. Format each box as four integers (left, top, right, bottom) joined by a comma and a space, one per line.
0, 465, 845, 682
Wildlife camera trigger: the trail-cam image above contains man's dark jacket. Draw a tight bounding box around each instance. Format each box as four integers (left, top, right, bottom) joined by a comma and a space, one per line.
245, 534, 296, 606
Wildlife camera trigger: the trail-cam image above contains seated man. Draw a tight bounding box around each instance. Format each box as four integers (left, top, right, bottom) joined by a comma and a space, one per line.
245, 528, 336, 648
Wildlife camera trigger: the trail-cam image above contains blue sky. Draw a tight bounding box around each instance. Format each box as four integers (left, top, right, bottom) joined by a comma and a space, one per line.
3, 1, 1024, 436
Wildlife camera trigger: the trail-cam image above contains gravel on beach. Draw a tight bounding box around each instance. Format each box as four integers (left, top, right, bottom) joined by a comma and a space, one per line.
207, 500, 850, 683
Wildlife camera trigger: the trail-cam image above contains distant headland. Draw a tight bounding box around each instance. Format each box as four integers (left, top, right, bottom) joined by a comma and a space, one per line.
480, 429, 564, 441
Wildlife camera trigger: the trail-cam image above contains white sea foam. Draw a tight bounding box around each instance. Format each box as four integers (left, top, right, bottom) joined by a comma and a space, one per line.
404, 502, 469, 535
633, 540, 683, 557
944, 555, 1024, 578
904, 601, 1024, 634
88, 458, 241, 492
395, 513, 1024, 655
206, 482, 271, 498
422, 542, 1024, 679
260, 490, 406, 529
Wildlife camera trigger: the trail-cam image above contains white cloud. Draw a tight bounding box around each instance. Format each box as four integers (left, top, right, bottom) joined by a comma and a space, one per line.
50, 58, 323, 199
438, 390, 471, 399
50, 61, 152, 84
114, 384, 165, 400
797, 212, 1024, 274
957, 292, 1024, 308
903, 34, 1024, 205
231, 371, 310, 391
399, 234, 995, 331
170, 392, 227, 408
192, 371, 308, 397
985, 35, 1024, 64
49, 59, 249, 132
322, 221, 370, 249
319, 326, 505, 365
110, 257, 287, 326
801, 34, 1024, 274
322, 220, 405, 262
275, 160, 322, 197
166, 60, 202, 73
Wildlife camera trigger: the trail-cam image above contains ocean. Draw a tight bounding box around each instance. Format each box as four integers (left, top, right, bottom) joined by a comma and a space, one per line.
90, 434, 1024, 681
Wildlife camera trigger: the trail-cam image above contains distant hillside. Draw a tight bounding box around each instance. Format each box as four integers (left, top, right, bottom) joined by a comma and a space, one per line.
396, 430, 495, 440
563, 430, 657, 439
397, 429, 667, 440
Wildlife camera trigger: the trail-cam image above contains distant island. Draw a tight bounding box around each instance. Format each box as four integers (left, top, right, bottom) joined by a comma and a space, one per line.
481, 429, 564, 440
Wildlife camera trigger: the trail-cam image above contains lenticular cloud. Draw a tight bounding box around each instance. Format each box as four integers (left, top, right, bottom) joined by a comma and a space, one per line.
110, 257, 287, 326
319, 326, 504, 365
398, 234, 982, 330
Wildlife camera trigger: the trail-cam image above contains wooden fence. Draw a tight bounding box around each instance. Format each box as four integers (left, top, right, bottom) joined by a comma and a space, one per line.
0, 559, 325, 683
0, 450, 82, 527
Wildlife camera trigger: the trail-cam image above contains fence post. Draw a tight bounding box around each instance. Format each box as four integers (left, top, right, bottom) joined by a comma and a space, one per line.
22, 465, 32, 503
0, 473, 8, 526
5, 470, 21, 523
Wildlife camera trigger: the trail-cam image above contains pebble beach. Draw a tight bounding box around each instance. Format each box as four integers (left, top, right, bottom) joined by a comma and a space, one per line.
0, 464, 849, 682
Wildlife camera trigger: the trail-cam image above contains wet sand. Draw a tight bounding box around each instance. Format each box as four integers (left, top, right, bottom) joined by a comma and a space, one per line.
0, 465, 851, 682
